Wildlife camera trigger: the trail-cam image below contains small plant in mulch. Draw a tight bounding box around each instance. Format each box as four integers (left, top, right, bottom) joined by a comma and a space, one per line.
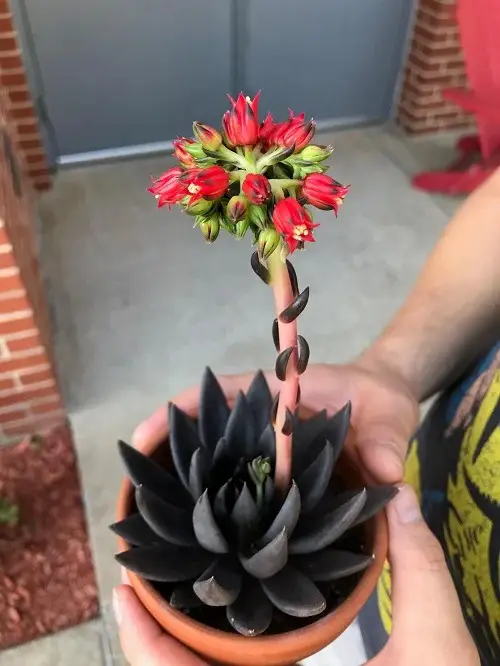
111, 93, 396, 655
0, 497, 19, 527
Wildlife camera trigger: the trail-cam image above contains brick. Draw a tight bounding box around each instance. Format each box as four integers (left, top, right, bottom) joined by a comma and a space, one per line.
8, 105, 35, 120
0, 35, 18, 51
0, 384, 58, 408
0, 71, 25, 87
27, 167, 50, 179
0, 351, 48, 373
0, 376, 16, 391
17, 136, 43, 151
7, 88, 31, 104
0, 52, 23, 70
0, 312, 35, 335
34, 178, 52, 192
3, 332, 41, 354
31, 395, 64, 414
0, 251, 16, 269
0, 269, 23, 292
0, 293, 30, 313
18, 367, 54, 386
408, 53, 442, 73
0, 16, 13, 31
0, 405, 28, 420
0, 2, 13, 15
24, 153, 48, 167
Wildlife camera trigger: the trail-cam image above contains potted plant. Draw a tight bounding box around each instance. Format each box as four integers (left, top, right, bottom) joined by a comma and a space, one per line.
112, 93, 396, 666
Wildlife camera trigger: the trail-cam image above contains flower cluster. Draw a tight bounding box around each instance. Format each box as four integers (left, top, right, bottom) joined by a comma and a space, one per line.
148, 93, 349, 255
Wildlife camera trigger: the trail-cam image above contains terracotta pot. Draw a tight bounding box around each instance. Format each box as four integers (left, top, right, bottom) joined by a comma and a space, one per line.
116, 396, 388, 666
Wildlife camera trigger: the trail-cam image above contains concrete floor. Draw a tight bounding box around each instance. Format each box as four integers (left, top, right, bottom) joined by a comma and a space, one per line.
2, 125, 464, 665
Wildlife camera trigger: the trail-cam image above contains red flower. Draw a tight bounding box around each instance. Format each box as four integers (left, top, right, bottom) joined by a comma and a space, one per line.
259, 112, 276, 148
272, 198, 318, 253
270, 111, 315, 153
173, 138, 196, 167
242, 173, 271, 205
301, 173, 350, 215
148, 167, 188, 208
222, 92, 260, 147
183, 165, 229, 204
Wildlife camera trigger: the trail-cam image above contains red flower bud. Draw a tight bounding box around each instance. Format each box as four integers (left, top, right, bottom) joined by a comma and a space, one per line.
222, 92, 260, 147
173, 138, 196, 167
259, 112, 276, 148
183, 165, 229, 204
272, 198, 318, 253
242, 173, 271, 205
270, 111, 316, 153
192, 122, 222, 151
301, 173, 350, 215
148, 167, 188, 208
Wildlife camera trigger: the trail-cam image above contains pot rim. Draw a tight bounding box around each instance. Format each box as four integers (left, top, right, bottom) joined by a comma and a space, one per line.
116, 395, 388, 665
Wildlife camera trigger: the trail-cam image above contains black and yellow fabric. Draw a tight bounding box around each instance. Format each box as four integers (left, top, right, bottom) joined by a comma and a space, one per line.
359, 343, 500, 665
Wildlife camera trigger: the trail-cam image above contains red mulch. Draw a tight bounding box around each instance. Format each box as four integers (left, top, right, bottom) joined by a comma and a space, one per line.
0, 423, 99, 649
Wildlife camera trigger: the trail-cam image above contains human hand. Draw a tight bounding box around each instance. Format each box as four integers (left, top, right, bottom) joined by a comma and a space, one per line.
132, 362, 419, 485
113, 486, 478, 666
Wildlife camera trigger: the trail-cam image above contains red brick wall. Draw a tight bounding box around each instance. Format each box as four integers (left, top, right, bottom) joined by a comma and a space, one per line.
397, 0, 475, 134
0, 84, 64, 445
0, 0, 51, 191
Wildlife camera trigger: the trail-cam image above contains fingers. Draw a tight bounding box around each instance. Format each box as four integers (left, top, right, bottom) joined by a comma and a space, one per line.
132, 372, 280, 451
113, 585, 208, 666
385, 485, 479, 663
356, 427, 407, 484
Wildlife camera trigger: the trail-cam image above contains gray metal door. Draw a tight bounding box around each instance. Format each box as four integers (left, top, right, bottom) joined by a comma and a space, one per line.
16, 0, 412, 164
19, 0, 233, 161
242, 0, 413, 127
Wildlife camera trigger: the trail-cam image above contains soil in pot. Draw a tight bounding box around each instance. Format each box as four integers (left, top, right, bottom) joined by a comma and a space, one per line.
112, 368, 396, 640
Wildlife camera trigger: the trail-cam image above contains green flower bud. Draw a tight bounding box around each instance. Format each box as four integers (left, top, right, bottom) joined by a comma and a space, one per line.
298, 144, 334, 163
198, 213, 220, 243
226, 195, 248, 223
182, 197, 214, 216
234, 218, 250, 239
255, 144, 295, 171
193, 122, 222, 152
295, 163, 328, 178
257, 228, 281, 260
248, 204, 268, 229
183, 142, 207, 160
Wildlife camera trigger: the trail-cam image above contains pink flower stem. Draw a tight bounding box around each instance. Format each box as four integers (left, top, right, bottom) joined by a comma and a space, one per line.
267, 248, 299, 494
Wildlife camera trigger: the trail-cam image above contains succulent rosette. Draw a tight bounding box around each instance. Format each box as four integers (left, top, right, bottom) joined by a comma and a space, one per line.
147, 92, 349, 253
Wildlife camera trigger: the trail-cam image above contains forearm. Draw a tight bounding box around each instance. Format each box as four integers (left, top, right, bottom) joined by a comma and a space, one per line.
359, 168, 500, 401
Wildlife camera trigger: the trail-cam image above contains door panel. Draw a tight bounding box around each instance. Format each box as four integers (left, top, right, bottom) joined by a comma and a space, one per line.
243, 0, 412, 125
22, 0, 232, 156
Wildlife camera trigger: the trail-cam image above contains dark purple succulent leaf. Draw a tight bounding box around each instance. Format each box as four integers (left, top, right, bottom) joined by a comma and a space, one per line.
193, 490, 229, 554
261, 565, 326, 617
116, 544, 213, 582
291, 410, 327, 475
212, 436, 237, 474
117, 440, 191, 508
240, 527, 288, 579
170, 583, 204, 610
213, 480, 231, 525
226, 577, 273, 636
263, 476, 275, 507
231, 483, 259, 542
351, 485, 398, 527
258, 424, 276, 463
258, 481, 301, 546
169, 404, 204, 492
224, 392, 258, 461
296, 441, 334, 514
136, 485, 197, 547
198, 367, 230, 453
289, 489, 367, 555
292, 548, 373, 582
325, 402, 351, 464
193, 557, 242, 607
188, 447, 211, 501
109, 512, 159, 547
246, 370, 273, 435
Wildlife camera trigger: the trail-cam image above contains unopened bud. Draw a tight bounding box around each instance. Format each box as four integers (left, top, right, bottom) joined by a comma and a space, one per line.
299, 144, 334, 163
184, 142, 207, 160
234, 218, 250, 239
295, 163, 328, 179
258, 228, 281, 260
182, 197, 214, 216
193, 122, 222, 152
256, 144, 295, 170
227, 195, 248, 223
248, 204, 268, 229
198, 213, 220, 243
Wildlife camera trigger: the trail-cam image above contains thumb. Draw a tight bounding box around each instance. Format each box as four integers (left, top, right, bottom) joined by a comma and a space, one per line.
356, 422, 407, 484
384, 485, 478, 661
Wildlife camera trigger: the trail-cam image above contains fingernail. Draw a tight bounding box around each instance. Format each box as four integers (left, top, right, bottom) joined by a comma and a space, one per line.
113, 588, 122, 625
392, 484, 422, 524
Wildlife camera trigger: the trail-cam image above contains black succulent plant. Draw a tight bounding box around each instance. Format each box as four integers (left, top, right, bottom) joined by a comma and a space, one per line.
111, 368, 396, 637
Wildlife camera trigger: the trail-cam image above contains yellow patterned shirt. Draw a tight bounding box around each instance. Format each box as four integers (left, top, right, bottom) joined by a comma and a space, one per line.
359, 344, 500, 665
